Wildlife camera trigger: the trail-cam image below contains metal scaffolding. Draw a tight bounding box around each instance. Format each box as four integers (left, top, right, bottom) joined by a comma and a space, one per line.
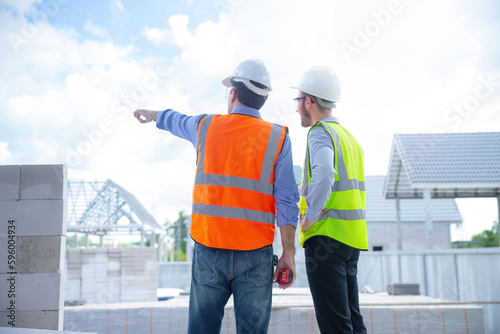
67, 179, 165, 247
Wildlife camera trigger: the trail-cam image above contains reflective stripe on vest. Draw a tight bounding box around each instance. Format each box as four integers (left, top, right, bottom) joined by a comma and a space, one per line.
299, 120, 368, 250
191, 114, 286, 250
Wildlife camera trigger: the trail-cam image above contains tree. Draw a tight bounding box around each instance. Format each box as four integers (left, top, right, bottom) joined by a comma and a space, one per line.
455, 218, 499, 248
470, 219, 499, 247
165, 210, 189, 261
66, 234, 99, 248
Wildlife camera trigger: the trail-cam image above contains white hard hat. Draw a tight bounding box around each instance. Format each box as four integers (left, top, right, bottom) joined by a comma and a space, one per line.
222, 59, 272, 96
292, 67, 341, 106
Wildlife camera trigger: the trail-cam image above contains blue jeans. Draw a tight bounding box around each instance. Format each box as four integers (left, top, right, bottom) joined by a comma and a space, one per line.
305, 236, 367, 334
188, 242, 274, 334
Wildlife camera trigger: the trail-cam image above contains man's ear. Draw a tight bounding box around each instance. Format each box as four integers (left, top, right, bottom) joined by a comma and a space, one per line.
231, 87, 238, 103
305, 96, 314, 109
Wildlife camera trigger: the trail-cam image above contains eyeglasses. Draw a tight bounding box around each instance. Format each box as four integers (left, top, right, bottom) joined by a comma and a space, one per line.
225, 87, 233, 101
294, 96, 315, 109
293, 97, 306, 109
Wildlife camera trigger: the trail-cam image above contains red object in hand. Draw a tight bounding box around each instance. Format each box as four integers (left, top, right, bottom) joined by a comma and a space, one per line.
276, 270, 293, 284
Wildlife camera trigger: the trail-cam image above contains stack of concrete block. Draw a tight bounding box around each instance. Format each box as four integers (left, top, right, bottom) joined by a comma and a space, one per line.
65, 247, 157, 304
118, 247, 158, 302
0, 165, 67, 330
63, 297, 484, 334
0, 327, 94, 334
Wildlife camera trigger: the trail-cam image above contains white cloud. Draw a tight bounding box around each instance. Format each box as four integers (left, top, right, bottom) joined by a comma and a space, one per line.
113, 0, 124, 12
0, 141, 14, 164
0, 0, 41, 14
84, 19, 108, 38
142, 26, 170, 45
168, 15, 194, 48
143, 14, 235, 80
0, 6, 189, 172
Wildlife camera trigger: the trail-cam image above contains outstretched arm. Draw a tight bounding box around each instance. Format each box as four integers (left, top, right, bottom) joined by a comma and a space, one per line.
133, 109, 206, 148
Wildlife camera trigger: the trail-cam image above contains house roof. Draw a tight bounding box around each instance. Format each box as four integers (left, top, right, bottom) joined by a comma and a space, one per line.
384, 132, 500, 199
367, 176, 462, 223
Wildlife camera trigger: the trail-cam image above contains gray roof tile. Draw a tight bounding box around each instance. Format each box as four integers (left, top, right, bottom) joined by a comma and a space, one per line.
395, 132, 500, 183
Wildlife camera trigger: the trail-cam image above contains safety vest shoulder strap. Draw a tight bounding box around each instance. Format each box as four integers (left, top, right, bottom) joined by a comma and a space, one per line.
301, 121, 365, 198
196, 114, 286, 192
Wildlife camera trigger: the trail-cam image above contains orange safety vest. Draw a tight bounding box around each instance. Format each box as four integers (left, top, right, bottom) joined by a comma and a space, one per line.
191, 113, 287, 250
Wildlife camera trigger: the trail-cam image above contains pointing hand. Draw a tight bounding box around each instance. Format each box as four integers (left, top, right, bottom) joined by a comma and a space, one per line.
133, 109, 159, 123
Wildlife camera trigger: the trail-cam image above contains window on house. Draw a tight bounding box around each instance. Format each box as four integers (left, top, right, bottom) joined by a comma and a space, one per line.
373, 246, 383, 251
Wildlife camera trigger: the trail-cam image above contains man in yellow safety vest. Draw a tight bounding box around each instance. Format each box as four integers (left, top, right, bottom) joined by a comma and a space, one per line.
293, 66, 368, 334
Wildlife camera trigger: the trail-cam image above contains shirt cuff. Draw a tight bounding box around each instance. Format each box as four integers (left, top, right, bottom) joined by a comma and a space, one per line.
276, 212, 298, 229
305, 209, 320, 222
155, 109, 170, 130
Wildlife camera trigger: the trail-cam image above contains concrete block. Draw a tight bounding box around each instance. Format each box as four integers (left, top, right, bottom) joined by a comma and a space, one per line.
66, 250, 82, 278
0, 165, 20, 200
0, 309, 63, 330
64, 307, 108, 333
0, 236, 16, 274
17, 236, 65, 274
0, 273, 65, 311
368, 307, 397, 333
65, 247, 159, 304
93, 261, 108, 276
443, 306, 485, 333
0, 326, 94, 334
65, 278, 81, 301
66, 249, 82, 263
66, 266, 81, 278
107, 256, 120, 273
20, 164, 66, 200
0, 274, 17, 315
400, 307, 442, 333
0, 200, 66, 236
81, 249, 107, 264
106, 279, 121, 303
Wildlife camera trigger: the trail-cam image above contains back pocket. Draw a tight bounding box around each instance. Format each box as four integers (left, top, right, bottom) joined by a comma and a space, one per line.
244, 248, 272, 287
193, 244, 218, 285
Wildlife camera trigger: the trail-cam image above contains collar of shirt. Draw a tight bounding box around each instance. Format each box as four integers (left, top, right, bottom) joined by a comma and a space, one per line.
230, 106, 262, 119
319, 116, 340, 124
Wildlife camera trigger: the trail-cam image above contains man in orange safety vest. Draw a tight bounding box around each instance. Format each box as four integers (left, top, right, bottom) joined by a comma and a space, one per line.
134, 59, 299, 334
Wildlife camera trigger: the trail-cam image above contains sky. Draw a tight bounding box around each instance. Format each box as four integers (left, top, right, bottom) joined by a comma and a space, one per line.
0, 0, 499, 241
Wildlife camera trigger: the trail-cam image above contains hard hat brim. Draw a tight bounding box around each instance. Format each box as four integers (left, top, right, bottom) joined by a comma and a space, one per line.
223, 76, 273, 92
222, 76, 232, 88
290, 86, 340, 102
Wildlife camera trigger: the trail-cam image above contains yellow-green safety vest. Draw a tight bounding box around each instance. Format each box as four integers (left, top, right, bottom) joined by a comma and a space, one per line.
299, 120, 368, 250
